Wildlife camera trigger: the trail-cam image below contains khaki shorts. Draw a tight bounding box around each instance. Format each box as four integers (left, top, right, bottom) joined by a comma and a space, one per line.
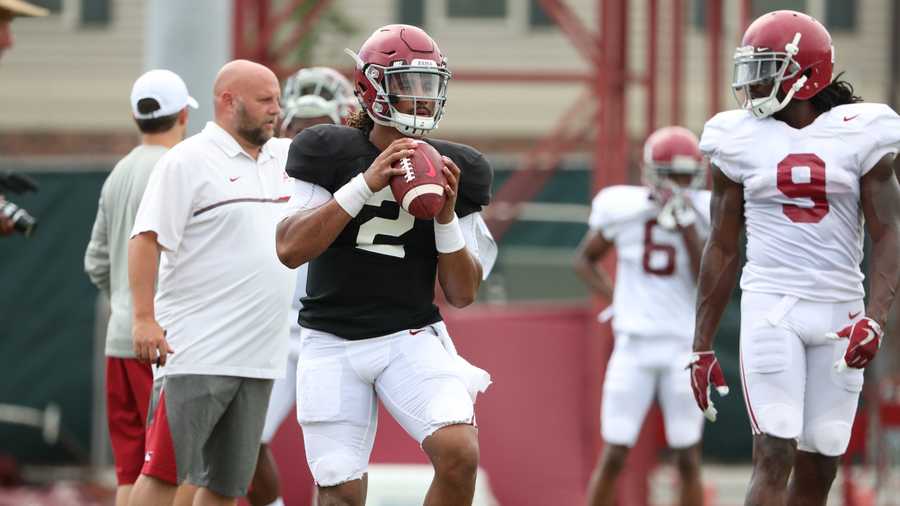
142, 374, 273, 497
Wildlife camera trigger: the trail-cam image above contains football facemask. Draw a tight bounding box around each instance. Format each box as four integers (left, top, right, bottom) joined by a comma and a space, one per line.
348, 47, 451, 137
731, 32, 808, 118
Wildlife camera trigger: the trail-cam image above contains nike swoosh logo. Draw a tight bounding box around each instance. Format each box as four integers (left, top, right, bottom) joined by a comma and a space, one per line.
422, 153, 438, 178
843, 115, 859, 122
229, 176, 241, 182
849, 311, 861, 320
410, 329, 425, 335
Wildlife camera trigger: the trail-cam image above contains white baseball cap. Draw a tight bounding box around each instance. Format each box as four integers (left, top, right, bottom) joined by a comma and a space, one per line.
130, 69, 199, 120
0, 0, 49, 17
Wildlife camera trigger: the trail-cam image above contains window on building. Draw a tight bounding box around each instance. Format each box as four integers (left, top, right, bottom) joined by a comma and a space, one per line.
752, 0, 806, 19
825, 0, 856, 31
529, 0, 555, 28
447, 0, 506, 18
23, 0, 110, 26
692, 0, 706, 29
397, 0, 425, 27
81, 0, 111, 26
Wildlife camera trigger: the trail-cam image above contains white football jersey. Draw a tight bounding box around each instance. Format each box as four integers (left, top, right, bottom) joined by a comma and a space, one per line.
589, 185, 711, 341
700, 103, 900, 302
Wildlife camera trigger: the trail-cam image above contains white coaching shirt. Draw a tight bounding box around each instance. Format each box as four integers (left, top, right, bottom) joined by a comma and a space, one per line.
132, 122, 295, 379
589, 185, 711, 342
700, 103, 900, 302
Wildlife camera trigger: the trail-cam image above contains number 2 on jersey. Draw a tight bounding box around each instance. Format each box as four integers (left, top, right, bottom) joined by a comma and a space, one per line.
776, 153, 829, 223
356, 187, 415, 258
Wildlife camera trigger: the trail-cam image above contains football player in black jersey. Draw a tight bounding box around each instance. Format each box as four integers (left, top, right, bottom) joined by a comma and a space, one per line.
276, 25, 495, 506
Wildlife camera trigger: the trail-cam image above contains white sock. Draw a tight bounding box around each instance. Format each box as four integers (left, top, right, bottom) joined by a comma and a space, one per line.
264, 499, 285, 506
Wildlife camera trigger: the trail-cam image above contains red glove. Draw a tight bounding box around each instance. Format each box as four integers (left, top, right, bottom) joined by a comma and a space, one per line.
827, 317, 883, 371
688, 351, 729, 422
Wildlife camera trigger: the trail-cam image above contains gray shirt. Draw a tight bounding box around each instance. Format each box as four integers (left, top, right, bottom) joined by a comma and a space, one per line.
85, 145, 167, 357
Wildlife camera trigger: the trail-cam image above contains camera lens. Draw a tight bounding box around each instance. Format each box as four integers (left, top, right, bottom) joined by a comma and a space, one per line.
0, 201, 38, 237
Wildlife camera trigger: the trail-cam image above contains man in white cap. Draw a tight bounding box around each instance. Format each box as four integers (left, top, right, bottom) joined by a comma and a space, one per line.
84, 69, 196, 506
0, 0, 48, 61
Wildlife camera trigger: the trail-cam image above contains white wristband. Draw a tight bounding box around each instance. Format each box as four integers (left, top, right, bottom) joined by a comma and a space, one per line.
435, 213, 466, 254
333, 173, 374, 218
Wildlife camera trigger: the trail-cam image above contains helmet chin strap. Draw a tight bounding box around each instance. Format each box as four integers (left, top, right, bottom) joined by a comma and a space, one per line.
396, 124, 428, 137
749, 74, 808, 118
391, 112, 437, 137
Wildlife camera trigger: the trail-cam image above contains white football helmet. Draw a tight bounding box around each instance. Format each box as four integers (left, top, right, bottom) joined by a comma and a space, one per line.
280, 67, 358, 131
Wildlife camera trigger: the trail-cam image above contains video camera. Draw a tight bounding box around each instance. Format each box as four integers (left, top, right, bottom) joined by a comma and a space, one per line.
0, 171, 39, 237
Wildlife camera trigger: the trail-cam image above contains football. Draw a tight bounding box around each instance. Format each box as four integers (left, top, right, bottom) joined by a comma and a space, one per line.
390, 141, 447, 219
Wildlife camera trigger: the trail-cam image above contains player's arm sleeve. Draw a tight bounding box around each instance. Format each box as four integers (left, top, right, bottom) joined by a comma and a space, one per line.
281, 178, 333, 221
460, 213, 498, 280
587, 189, 621, 240
455, 151, 493, 218
130, 154, 194, 252
285, 127, 338, 191
84, 188, 111, 293
860, 105, 900, 176
699, 113, 742, 183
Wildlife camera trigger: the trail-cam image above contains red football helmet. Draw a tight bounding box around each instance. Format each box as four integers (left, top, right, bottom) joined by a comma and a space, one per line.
642, 126, 705, 192
732, 10, 833, 118
345, 25, 451, 136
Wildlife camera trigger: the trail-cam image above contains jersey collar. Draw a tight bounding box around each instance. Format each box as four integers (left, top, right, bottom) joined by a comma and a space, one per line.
204, 121, 275, 162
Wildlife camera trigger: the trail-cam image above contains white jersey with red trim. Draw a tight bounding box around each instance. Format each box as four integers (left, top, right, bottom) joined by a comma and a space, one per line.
589, 185, 711, 341
700, 103, 900, 302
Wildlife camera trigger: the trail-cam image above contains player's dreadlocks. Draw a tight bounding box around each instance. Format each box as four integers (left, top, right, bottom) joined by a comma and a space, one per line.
809, 72, 863, 113
347, 109, 374, 135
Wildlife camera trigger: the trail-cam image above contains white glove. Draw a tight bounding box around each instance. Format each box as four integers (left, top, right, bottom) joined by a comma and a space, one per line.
657, 193, 696, 230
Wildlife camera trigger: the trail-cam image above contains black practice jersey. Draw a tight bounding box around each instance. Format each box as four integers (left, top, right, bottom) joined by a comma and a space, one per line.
286, 124, 493, 339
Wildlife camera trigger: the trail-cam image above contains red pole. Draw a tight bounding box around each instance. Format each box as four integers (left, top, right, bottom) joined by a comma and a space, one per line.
587, 0, 612, 500
232, 0, 246, 59
740, 0, 752, 34
707, 0, 722, 117
600, 0, 626, 189
671, 0, 684, 125
617, 0, 628, 186
646, 0, 657, 139
256, 0, 270, 64
594, 0, 609, 192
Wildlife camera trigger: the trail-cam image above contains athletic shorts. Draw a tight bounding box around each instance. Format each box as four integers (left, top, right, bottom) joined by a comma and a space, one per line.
106, 357, 153, 485
141, 374, 273, 497
739, 292, 864, 456
601, 335, 703, 448
297, 322, 488, 487
262, 328, 301, 443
